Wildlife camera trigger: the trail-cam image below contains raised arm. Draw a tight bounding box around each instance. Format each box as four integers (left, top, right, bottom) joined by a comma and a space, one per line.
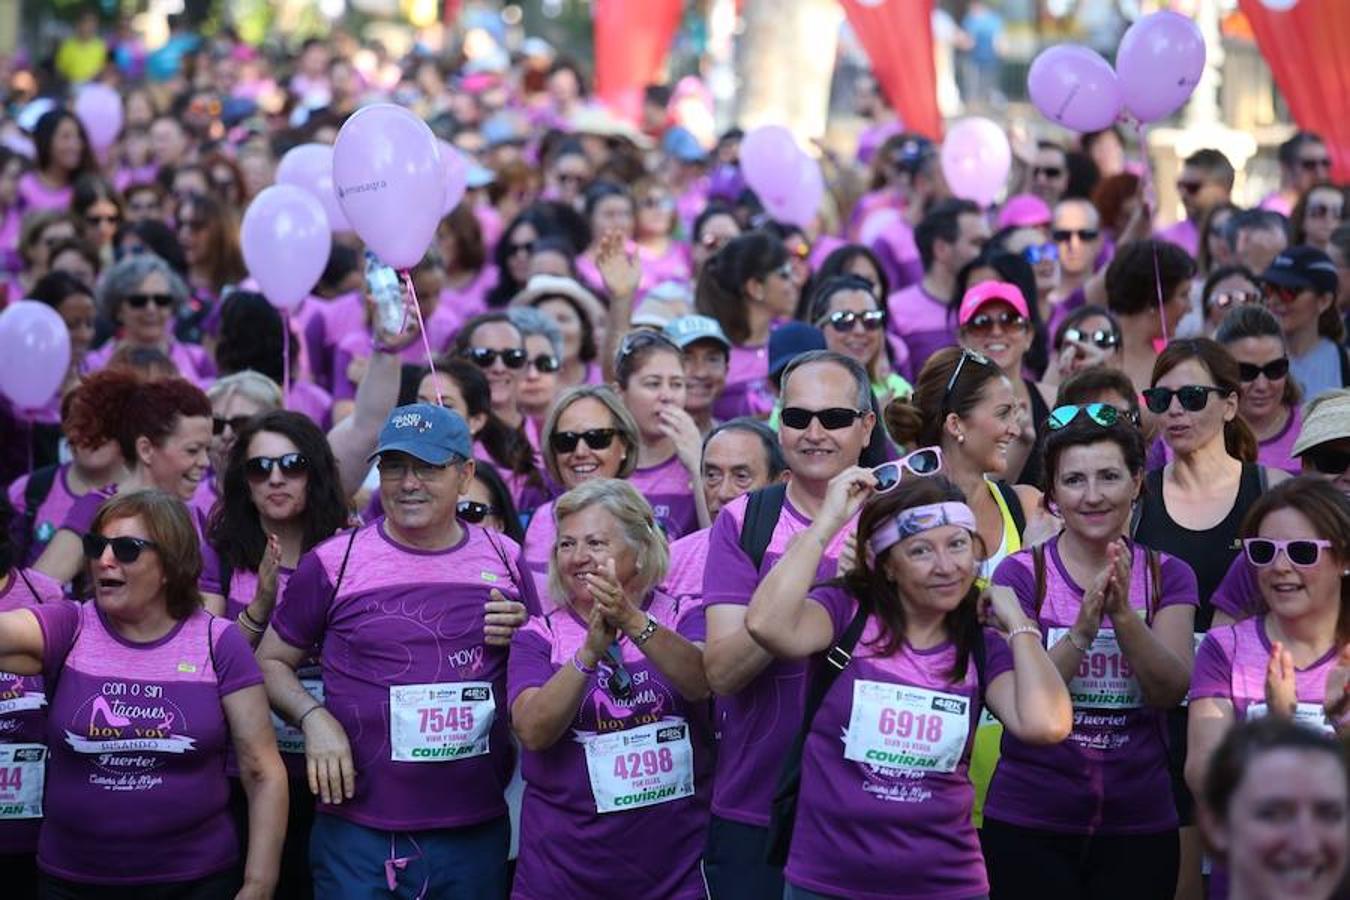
595, 230, 640, 385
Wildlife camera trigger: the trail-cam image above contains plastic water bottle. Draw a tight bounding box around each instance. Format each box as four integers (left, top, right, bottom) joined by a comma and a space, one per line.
365, 250, 406, 335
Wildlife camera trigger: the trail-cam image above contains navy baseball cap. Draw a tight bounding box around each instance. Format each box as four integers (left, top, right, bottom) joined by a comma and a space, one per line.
1260, 245, 1338, 294
367, 404, 472, 465
768, 322, 828, 380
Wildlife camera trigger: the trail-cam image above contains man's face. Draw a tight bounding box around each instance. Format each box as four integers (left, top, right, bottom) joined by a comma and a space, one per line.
778, 361, 874, 485
702, 428, 776, 518
1052, 200, 1102, 278
1178, 164, 1231, 222
1031, 147, 1069, 205
1293, 139, 1334, 194
377, 452, 471, 535
938, 213, 990, 276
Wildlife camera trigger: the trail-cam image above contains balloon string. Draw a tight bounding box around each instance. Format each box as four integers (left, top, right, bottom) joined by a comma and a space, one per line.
404, 270, 443, 407
281, 309, 291, 411
1134, 121, 1169, 344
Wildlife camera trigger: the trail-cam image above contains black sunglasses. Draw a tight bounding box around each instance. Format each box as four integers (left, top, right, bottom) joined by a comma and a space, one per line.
599, 641, 633, 701
1176, 180, 1203, 195
125, 293, 175, 309
527, 354, 561, 373
244, 453, 310, 482
943, 348, 991, 413
83, 533, 157, 564
212, 414, 252, 436
1033, 166, 1064, 179
1237, 358, 1289, 383
457, 500, 500, 524
465, 347, 527, 370
506, 240, 535, 256
780, 407, 864, 431
822, 309, 886, 333
1052, 228, 1100, 243
964, 312, 1028, 335
1298, 158, 1333, 172
1304, 446, 1350, 476
550, 428, 619, 454
1061, 327, 1119, 350
1142, 385, 1228, 414
1047, 403, 1120, 431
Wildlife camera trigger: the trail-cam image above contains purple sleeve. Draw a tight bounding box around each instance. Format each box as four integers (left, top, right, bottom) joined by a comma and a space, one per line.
34, 601, 81, 675
506, 626, 556, 706
807, 584, 856, 641
211, 619, 265, 696
1211, 556, 1261, 620
700, 508, 756, 608
991, 554, 1038, 620
982, 627, 1015, 684
269, 550, 334, 651
675, 602, 706, 644
331, 346, 357, 401
200, 542, 223, 595
1189, 632, 1235, 702
59, 492, 104, 535
1157, 554, 1199, 610
304, 312, 329, 388
6, 476, 25, 512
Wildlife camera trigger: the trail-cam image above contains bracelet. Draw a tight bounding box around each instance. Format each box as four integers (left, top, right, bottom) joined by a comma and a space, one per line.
239, 608, 267, 634
1005, 624, 1041, 643
631, 615, 659, 648
1065, 630, 1093, 653
297, 704, 323, 727
572, 652, 596, 675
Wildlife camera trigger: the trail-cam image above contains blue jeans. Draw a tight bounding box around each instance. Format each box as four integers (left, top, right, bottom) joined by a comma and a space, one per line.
310, 813, 509, 900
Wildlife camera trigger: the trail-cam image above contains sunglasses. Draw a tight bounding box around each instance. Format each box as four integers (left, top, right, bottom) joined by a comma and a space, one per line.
872, 447, 943, 492
780, 406, 864, 431
550, 428, 619, 454
943, 348, 991, 412
1210, 289, 1263, 312
465, 347, 527, 369
82, 533, 157, 564
1237, 358, 1289, 383
556, 172, 587, 186
640, 195, 674, 211
1047, 403, 1120, 431
1303, 446, 1350, 476
1308, 203, 1344, 221
600, 641, 633, 701
1142, 385, 1228, 414
1265, 284, 1303, 306
212, 414, 252, 436
1032, 166, 1064, 180
964, 311, 1028, 335
1052, 228, 1099, 243
1176, 180, 1203, 195
1298, 158, 1333, 172
1022, 243, 1059, 265
526, 354, 561, 373
457, 500, 500, 524
85, 213, 120, 226
822, 309, 886, 333
506, 240, 535, 257
1243, 537, 1333, 568
125, 293, 175, 310
244, 453, 310, 483
1061, 327, 1119, 350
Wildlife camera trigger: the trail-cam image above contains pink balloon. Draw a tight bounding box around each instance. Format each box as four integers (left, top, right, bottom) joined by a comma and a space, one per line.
740, 125, 803, 209
1115, 11, 1206, 124
276, 143, 351, 233
0, 301, 71, 408
437, 140, 469, 215
771, 153, 825, 228
332, 104, 443, 270
73, 84, 123, 152
241, 185, 331, 311
940, 118, 1011, 208
1027, 44, 1122, 132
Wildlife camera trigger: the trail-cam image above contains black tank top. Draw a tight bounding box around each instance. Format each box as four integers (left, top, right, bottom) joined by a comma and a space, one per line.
1015, 378, 1051, 489
1134, 463, 1264, 631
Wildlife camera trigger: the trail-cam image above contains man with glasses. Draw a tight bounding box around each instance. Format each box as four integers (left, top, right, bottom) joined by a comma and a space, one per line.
1159, 148, 1234, 258
258, 404, 532, 899
1050, 198, 1103, 315
701, 351, 875, 899
1262, 131, 1333, 216
1029, 141, 1070, 207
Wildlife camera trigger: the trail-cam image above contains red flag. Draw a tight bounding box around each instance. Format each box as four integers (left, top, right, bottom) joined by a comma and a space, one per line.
839, 0, 942, 140
1237, 0, 1350, 180
593, 0, 683, 123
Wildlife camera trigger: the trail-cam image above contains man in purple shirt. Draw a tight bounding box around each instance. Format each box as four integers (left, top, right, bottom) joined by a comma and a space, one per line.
1158, 148, 1233, 258
258, 404, 531, 899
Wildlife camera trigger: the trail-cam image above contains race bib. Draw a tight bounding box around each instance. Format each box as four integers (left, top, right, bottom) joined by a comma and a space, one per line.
844, 680, 971, 774
1048, 628, 1142, 709
583, 719, 694, 814
272, 677, 323, 755
389, 682, 494, 762
0, 689, 46, 717
0, 743, 45, 819
1246, 701, 1333, 734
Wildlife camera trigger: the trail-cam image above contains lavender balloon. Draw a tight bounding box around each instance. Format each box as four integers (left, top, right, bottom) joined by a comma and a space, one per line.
0, 301, 71, 408
1027, 45, 1122, 133
276, 143, 351, 233
241, 185, 331, 312
940, 118, 1011, 209
740, 125, 804, 210
1115, 11, 1206, 124
73, 84, 123, 152
437, 140, 469, 215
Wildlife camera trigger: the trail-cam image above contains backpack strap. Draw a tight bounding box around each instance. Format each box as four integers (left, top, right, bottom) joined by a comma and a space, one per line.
993, 480, 1026, 540
738, 482, 788, 571
1145, 546, 1162, 626
329, 527, 359, 602
18, 463, 60, 563
15, 568, 42, 603
1032, 544, 1048, 620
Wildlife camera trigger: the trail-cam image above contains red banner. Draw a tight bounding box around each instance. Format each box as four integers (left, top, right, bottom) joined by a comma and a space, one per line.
839, 0, 942, 140
1237, 0, 1350, 181
593, 0, 683, 123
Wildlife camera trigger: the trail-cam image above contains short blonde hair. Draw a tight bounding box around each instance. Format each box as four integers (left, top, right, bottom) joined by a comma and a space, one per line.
540, 385, 640, 485
206, 370, 283, 411
547, 479, 669, 605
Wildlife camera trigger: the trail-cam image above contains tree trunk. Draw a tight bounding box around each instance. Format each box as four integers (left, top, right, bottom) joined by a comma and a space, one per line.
736, 0, 842, 140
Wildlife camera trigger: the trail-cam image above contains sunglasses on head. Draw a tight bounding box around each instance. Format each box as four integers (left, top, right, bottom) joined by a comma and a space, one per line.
1022, 243, 1059, 265
1210, 289, 1263, 312
212, 414, 252, 436
1052, 228, 1099, 243
822, 309, 886, 333
1061, 327, 1119, 350
1142, 385, 1228, 414
1032, 166, 1063, 180
600, 641, 634, 701
964, 311, 1028, 336
1243, 537, 1333, 568
244, 453, 310, 482
550, 428, 619, 454
82, 533, 157, 564
1237, 358, 1289, 383
942, 348, 992, 412
125, 293, 175, 310
779, 407, 864, 431
526, 354, 561, 373
871, 447, 943, 492
465, 347, 527, 370
1303, 445, 1350, 476
457, 500, 499, 524
1047, 403, 1121, 431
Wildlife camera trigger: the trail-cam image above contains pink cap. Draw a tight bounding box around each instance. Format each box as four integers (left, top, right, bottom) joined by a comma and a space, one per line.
996, 193, 1052, 230
958, 281, 1030, 325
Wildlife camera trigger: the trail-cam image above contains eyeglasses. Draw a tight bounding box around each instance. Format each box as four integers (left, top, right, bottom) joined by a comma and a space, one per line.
244, 453, 310, 483
555, 172, 587, 186
779, 407, 864, 431
821, 309, 886, 333
377, 457, 451, 481
1210, 290, 1263, 313
526, 354, 561, 373
1047, 403, 1121, 431
1176, 180, 1203, 195
640, 195, 673, 211
212, 415, 252, 436
505, 240, 535, 257
1298, 158, 1333, 173
550, 428, 619, 454
85, 213, 120, 226
1142, 385, 1228, 414
964, 311, 1028, 336
942, 348, 991, 413
125, 293, 176, 310
1032, 166, 1064, 180
82, 534, 158, 564
1308, 203, 1344, 221
872, 447, 943, 492
1303, 446, 1350, 476
1052, 228, 1100, 243
1237, 358, 1290, 383
1061, 327, 1119, 350
464, 347, 527, 370
457, 500, 500, 524
599, 641, 633, 701
1022, 243, 1059, 265
1243, 537, 1333, 568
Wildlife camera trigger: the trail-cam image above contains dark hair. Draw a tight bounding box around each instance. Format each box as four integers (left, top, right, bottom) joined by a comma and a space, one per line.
48, 236, 100, 278
91, 489, 202, 620
175, 192, 245, 290
117, 219, 189, 275
952, 249, 1049, 378
1197, 202, 1240, 275
215, 291, 294, 384
467, 463, 525, 543
1042, 418, 1147, 502
1214, 304, 1300, 407
615, 331, 684, 389
487, 204, 590, 307
885, 346, 1005, 449
71, 173, 124, 222
1201, 264, 1259, 320
1291, 182, 1349, 246
532, 291, 597, 363
1276, 131, 1325, 170
1090, 172, 1141, 235
0, 493, 14, 577
1184, 148, 1236, 190
695, 231, 788, 344
839, 476, 984, 674
692, 203, 739, 245
1151, 338, 1258, 463
1052, 304, 1121, 352
1224, 209, 1289, 253
806, 274, 880, 325
583, 180, 634, 223
64, 370, 211, 462
33, 109, 98, 179
529, 235, 580, 276
1202, 715, 1345, 829
1063, 150, 1100, 201
1105, 239, 1197, 317
916, 198, 980, 272
30, 270, 93, 311
437, 203, 487, 273
1055, 366, 1141, 422
800, 244, 890, 320
426, 357, 536, 479
208, 411, 348, 573
317, 242, 359, 296
453, 312, 523, 357
704, 417, 787, 481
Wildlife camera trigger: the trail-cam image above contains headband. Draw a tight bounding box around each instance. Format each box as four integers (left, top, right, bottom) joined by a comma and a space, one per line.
868, 502, 977, 559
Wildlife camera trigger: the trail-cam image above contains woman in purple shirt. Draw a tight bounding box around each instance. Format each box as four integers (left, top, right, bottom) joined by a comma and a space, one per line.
16, 111, 98, 216
746, 473, 1071, 900
1216, 306, 1303, 475
0, 489, 286, 897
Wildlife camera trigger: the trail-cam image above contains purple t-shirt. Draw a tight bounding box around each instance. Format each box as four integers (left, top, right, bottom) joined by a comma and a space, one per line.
1190, 616, 1337, 725
886, 283, 956, 382
984, 539, 1198, 834
507, 591, 711, 899
714, 342, 775, 421
270, 520, 532, 831
1256, 406, 1302, 475
1210, 555, 1262, 622
0, 569, 67, 854
1155, 219, 1198, 259
34, 602, 261, 884
83, 339, 217, 388
521, 499, 558, 608
629, 454, 698, 542
664, 528, 710, 607
8, 464, 83, 566
788, 585, 1013, 899
701, 492, 852, 826
16, 173, 71, 214
285, 379, 333, 430
58, 485, 118, 538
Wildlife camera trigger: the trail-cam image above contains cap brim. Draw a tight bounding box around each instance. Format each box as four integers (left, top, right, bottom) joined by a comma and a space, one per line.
366, 442, 462, 465
674, 334, 731, 351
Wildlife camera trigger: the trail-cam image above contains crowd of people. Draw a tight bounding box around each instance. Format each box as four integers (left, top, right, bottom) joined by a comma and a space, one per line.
0, 12, 1348, 900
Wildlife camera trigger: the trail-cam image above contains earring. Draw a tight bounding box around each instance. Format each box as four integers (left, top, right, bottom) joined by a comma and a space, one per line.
957, 434, 965, 444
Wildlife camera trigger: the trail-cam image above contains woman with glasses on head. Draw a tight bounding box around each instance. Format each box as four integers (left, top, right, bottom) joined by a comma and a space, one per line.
205, 372, 283, 495
808, 274, 912, 410
174, 191, 246, 345
1200, 264, 1262, 337
509, 479, 712, 899
1216, 305, 1303, 475
982, 413, 1197, 898
1291, 183, 1346, 254
452, 311, 530, 431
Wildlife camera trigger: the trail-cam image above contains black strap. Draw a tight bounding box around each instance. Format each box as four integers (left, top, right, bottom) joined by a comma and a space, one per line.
18, 463, 60, 563
765, 599, 870, 866
15, 568, 42, 603
738, 482, 788, 571
330, 528, 359, 602
1032, 544, 1048, 619
1257, 464, 1269, 494
993, 480, 1026, 540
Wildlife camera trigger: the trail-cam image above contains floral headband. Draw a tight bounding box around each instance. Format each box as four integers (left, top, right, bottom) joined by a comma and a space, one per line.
868, 501, 977, 560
